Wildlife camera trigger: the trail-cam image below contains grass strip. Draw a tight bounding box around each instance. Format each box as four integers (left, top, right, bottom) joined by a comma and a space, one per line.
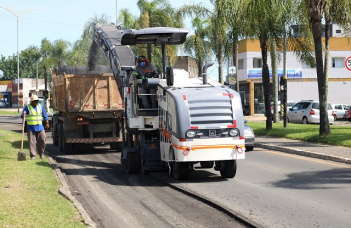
0, 111, 21, 116
248, 122, 351, 148
0, 128, 85, 228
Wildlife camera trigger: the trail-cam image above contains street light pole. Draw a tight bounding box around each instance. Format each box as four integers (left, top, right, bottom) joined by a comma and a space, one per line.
0, 6, 35, 113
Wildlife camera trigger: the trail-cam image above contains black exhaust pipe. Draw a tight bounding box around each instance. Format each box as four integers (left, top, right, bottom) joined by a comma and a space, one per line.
202, 62, 215, 84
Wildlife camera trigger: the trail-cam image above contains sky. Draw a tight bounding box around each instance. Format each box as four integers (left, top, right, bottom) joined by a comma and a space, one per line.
0, 0, 226, 80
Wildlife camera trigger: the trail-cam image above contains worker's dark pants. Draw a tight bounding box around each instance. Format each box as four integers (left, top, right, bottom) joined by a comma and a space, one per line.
27, 130, 46, 158
140, 84, 157, 108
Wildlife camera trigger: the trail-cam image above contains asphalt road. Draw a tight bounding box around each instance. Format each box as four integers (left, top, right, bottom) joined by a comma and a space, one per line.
1, 120, 350, 228
0, 121, 247, 228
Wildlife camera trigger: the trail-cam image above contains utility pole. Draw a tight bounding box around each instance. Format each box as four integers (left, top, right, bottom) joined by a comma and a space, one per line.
116, 0, 118, 25
0, 6, 35, 112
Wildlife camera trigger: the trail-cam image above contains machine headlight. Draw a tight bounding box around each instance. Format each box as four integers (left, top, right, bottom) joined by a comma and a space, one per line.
186, 131, 196, 138
229, 129, 239, 137
245, 129, 254, 136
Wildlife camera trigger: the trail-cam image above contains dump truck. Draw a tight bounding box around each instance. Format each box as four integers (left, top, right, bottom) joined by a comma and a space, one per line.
51, 66, 124, 153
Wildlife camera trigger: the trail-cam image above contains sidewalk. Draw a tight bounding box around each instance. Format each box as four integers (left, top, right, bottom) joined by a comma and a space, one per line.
255, 136, 351, 165
244, 115, 351, 165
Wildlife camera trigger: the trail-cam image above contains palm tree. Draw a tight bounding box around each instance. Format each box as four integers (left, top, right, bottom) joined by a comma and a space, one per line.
244, 0, 294, 130
183, 17, 212, 77
51, 39, 70, 67
295, 0, 351, 136
136, 0, 182, 63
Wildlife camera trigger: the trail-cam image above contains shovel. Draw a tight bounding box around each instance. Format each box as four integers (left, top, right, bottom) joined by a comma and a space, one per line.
18, 112, 27, 161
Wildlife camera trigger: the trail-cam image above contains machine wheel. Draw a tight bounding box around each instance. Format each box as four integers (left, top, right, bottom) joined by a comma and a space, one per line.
246, 146, 254, 151
334, 115, 337, 121
52, 123, 58, 146
126, 152, 139, 174
110, 142, 123, 151
58, 123, 63, 152
220, 160, 237, 178
302, 117, 308, 124
200, 161, 214, 168
172, 162, 189, 180
139, 156, 148, 176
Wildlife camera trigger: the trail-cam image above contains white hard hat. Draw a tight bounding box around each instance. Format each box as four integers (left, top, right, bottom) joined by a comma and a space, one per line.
30, 94, 39, 101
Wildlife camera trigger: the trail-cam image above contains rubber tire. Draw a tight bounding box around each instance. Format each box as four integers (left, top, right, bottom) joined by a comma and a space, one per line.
61, 124, 73, 154
53, 123, 58, 146
220, 160, 237, 178
126, 152, 139, 174
110, 142, 123, 151
246, 146, 254, 151
302, 117, 308, 124
58, 123, 63, 152
139, 156, 147, 176
172, 162, 189, 180
334, 115, 337, 121
200, 161, 214, 168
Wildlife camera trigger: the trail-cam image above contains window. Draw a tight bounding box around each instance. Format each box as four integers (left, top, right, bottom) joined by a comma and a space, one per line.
253, 58, 262, 68
302, 62, 312, 69
188, 65, 191, 75
238, 59, 244, 70
336, 30, 342, 34
332, 57, 345, 68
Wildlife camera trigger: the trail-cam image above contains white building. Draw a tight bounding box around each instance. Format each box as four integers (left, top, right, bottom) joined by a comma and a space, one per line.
236, 25, 351, 115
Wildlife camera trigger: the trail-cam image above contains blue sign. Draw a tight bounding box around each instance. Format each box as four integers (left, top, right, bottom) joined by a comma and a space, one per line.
247, 69, 302, 78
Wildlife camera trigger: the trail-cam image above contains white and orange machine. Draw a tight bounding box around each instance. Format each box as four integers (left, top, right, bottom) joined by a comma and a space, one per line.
93, 24, 245, 180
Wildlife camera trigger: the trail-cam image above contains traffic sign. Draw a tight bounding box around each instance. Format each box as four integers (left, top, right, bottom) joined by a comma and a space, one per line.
346, 56, 351, 71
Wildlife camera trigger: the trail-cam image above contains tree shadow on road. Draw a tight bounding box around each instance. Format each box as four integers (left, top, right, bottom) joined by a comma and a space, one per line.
272, 168, 351, 189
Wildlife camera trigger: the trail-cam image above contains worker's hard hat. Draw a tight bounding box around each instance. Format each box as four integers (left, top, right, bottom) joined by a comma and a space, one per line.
30, 95, 39, 101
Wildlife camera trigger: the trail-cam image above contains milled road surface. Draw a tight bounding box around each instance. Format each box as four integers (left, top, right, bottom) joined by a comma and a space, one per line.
2, 118, 351, 228
0, 121, 248, 228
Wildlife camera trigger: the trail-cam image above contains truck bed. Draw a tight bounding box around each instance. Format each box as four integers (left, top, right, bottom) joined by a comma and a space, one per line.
52, 70, 123, 113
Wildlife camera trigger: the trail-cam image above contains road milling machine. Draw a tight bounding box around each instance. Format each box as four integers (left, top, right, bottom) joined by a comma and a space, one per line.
93, 24, 245, 180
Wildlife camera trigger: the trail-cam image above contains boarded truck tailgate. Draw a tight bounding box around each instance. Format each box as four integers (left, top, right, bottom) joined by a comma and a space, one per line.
52, 73, 123, 113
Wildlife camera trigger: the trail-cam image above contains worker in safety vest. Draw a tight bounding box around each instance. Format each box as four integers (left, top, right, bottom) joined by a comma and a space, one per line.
21, 94, 49, 159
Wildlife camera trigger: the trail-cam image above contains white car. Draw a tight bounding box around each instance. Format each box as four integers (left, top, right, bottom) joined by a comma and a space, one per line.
287, 100, 334, 124
0, 100, 9, 108
244, 119, 255, 151
331, 104, 349, 120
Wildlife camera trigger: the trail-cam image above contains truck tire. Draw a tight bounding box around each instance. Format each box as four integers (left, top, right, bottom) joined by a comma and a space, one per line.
139, 156, 147, 176
110, 142, 123, 151
62, 130, 74, 154
246, 146, 254, 151
200, 161, 214, 168
220, 160, 237, 178
126, 152, 139, 174
58, 123, 63, 152
52, 123, 58, 146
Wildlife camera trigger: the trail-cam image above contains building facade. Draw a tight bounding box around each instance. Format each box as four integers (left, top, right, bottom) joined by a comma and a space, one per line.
173, 56, 199, 78
236, 29, 351, 115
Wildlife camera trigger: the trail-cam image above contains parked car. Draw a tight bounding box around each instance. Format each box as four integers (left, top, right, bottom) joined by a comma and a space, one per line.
287, 100, 334, 124
346, 106, 351, 121
0, 100, 9, 108
244, 119, 255, 151
331, 104, 349, 120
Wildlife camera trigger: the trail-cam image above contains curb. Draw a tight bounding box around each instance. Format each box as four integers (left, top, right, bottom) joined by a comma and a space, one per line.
47, 156, 97, 228
255, 143, 351, 165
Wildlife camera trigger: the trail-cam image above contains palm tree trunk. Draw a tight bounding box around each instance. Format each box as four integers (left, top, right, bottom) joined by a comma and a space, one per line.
233, 41, 239, 92
312, 20, 330, 136
260, 38, 272, 130
43, 65, 47, 91
147, 44, 152, 63
198, 57, 203, 77
218, 42, 223, 84
271, 38, 278, 122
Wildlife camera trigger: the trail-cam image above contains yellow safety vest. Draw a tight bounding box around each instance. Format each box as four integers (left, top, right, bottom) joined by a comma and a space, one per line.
26, 104, 43, 125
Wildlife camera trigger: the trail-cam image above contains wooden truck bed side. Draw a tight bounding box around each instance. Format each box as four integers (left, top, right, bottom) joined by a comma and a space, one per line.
52, 72, 123, 113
